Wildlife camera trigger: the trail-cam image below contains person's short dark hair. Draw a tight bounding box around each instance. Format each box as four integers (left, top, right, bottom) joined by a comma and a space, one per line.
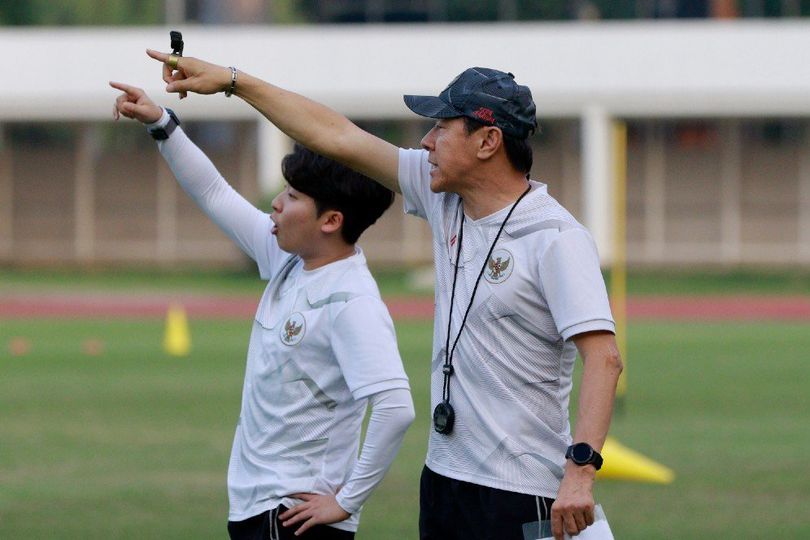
282, 144, 395, 244
463, 116, 534, 175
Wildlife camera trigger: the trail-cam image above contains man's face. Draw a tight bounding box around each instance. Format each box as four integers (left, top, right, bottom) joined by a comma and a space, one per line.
270, 185, 324, 256
420, 117, 479, 194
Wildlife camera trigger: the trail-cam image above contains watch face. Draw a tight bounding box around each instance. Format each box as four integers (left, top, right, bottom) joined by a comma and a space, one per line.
571, 443, 594, 463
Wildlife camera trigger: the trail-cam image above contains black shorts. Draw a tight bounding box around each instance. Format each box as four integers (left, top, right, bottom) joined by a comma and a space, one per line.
419, 465, 555, 540
228, 506, 355, 540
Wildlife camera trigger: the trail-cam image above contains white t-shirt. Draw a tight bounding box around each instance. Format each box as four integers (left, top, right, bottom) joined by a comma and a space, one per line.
399, 148, 615, 498
152, 113, 411, 531
229, 249, 409, 529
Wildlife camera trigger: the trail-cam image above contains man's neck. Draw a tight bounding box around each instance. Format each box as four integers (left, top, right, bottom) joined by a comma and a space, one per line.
458, 174, 531, 221
301, 243, 356, 270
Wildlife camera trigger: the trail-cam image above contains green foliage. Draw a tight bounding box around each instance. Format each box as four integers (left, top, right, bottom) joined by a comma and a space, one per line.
518, 0, 570, 20
444, 0, 499, 21
590, 0, 640, 19
0, 0, 35, 25
0, 0, 163, 25
271, 0, 309, 23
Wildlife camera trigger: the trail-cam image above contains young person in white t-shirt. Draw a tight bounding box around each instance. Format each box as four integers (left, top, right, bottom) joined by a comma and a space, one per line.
141, 49, 624, 540
110, 81, 415, 540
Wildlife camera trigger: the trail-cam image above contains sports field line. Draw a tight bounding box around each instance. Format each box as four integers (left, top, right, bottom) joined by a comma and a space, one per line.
2, 293, 810, 321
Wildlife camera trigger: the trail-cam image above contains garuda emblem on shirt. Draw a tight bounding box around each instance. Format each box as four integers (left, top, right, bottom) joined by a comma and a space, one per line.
485, 248, 514, 284
280, 312, 306, 345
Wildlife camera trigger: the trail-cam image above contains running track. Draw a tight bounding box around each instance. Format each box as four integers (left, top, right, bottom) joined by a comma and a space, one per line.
2, 293, 810, 321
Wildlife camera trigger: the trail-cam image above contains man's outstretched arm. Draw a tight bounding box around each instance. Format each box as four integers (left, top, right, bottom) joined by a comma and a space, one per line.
146, 49, 401, 193
551, 330, 623, 540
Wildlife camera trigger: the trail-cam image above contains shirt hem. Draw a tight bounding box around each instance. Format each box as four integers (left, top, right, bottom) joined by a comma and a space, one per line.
228, 500, 276, 523
424, 460, 560, 500
351, 377, 411, 400
229, 501, 359, 532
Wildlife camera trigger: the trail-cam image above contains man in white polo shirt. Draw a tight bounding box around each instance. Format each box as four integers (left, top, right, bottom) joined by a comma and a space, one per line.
144, 51, 623, 540
111, 81, 415, 540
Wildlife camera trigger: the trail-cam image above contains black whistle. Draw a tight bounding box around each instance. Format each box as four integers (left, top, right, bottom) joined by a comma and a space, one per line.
433, 400, 455, 435
170, 30, 184, 56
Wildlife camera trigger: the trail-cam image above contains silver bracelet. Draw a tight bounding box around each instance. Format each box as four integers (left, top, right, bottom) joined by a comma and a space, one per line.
224, 66, 238, 97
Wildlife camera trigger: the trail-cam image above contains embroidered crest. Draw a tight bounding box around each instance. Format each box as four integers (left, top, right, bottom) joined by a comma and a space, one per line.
484, 248, 514, 284
280, 312, 306, 345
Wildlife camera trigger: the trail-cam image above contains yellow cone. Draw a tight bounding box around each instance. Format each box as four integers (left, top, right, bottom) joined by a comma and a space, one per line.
163, 303, 191, 357
597, 437, 675, 484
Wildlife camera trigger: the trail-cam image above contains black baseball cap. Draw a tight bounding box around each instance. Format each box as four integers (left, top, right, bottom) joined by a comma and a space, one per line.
403, 67, 538, 139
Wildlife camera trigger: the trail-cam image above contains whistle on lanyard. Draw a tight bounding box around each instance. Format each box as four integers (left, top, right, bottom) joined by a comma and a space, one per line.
170, 30, 184, 57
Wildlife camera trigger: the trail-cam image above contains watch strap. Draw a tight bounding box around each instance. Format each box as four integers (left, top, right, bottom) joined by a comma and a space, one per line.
565, 442, 603, 470
148, 108, 181, 140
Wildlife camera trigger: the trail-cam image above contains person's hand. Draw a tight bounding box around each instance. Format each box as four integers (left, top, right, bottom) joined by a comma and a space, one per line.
279, 493, 351, 536
146, 49, 232, 97
109, 81, 163, 124
551, 464, 596, 540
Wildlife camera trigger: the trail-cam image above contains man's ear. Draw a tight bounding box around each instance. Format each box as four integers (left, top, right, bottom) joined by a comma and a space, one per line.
320, 210, 344, 235
476, 127, 502, 160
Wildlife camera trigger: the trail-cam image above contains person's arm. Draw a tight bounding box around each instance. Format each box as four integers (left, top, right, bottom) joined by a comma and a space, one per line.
551, 331, 622, 540
145, 49, 401, 193
278, 387, 415, 535
111, 81, 269, 262
278, 294, 413, 534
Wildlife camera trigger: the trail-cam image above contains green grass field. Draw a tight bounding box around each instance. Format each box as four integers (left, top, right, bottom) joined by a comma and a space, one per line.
2, 271, 810, 538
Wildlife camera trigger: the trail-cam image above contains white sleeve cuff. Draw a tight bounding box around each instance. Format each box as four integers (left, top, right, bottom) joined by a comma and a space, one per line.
145, 107, 171, 130
561, 319, 616, 342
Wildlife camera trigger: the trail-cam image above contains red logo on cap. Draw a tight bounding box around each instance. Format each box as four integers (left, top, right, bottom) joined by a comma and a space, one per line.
473, 107, 496, 124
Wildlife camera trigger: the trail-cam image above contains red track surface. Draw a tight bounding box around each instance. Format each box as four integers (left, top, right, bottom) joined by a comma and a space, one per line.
2, 293, 810, 321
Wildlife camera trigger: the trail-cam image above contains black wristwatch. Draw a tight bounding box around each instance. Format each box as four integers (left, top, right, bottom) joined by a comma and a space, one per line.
565, 442, 603, 470
148, 108, 181, 140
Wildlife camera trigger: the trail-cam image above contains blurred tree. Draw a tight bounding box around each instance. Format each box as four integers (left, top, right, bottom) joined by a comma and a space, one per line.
4, 0, 809, 26
0, 0, 162, 25
0, 0, 36, 24
271, 0, 309, 23
590, 0, 639, 18
519, 1, 576, 20
188, 0, 267, 23
297, 0, 579, 23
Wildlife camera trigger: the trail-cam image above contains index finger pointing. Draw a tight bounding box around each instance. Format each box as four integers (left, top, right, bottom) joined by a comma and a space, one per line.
146, 48, 170, 63
109, 81, 140, 96
146, 49, 175, 84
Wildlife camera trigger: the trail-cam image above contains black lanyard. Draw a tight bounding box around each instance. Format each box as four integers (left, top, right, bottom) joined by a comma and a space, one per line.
433, 184, 531, 434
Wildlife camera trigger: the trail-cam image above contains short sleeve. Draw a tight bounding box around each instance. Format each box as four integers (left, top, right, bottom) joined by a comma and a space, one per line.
331, 296, 410, 400
539, 228, 616, 341
398, 148, 438, 221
